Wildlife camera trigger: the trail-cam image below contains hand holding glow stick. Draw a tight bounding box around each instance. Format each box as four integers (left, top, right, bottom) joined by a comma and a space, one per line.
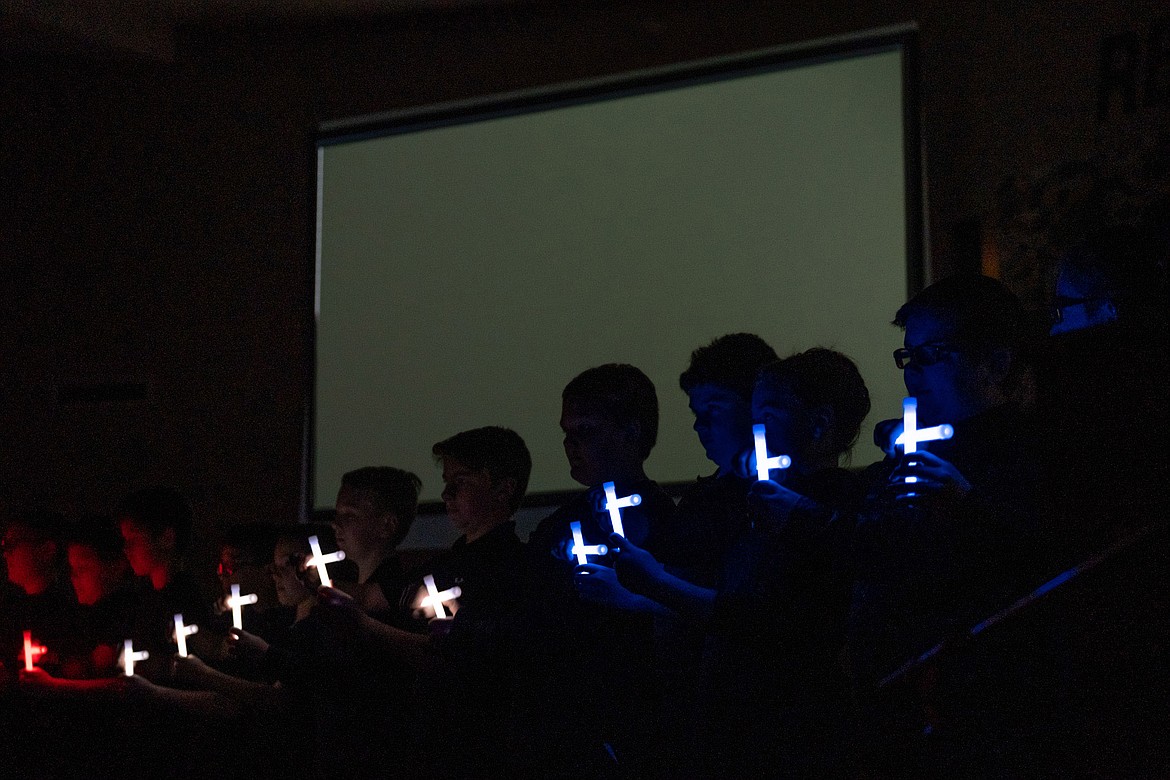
173, 614, 198, 657
570, 520, 608, 565
122, 639, 149, 677
895, 397, 954, 485
306, 535, 346, 588
752, 424, 792, 482
419, 574, 461, 621
22, 631, 47, 672
602, 481, 641, 538
225, 584, 258, 631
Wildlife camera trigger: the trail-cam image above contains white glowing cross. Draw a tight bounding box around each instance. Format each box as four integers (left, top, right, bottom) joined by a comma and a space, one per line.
173, 614, 199, 658
420, 574, 461, 620
569, 520, 609, 565
226, 583, 258, 631
22, 630, 47, 672
753, 424, 793, 482
306, 535, 346, 588
602, 481, 641, 538
122, 639, 149, 677
895, 397, 954, 484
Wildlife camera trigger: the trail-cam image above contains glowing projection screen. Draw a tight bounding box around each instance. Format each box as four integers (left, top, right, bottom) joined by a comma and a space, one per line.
315, 41, 917, 506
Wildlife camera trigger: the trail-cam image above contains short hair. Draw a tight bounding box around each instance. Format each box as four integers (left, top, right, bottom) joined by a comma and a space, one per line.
562, 363, 659, 460
66, 514, 125, 562
678, 333, 779, 402
340, 467, 422, 547
893, 273, 1024, 351
756, 348, 872, 458
432, 427, 532, 514
116, 487, 194, 553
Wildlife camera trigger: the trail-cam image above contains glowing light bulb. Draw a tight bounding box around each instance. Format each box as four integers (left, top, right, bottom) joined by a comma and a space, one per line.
602, 482, 641, 538
173, 614, 199, 658
225, 584, 258, 631
895, 397, 954, 485
306, 535, 346, 588
122, 639, 149, 677
569, 520, 609, 566
22, 631, 47, 672
752, 424, 792, 482
419, 574, 461, 620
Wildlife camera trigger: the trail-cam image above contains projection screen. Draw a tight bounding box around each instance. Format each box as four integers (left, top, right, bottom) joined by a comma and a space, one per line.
313, 29, 922, 513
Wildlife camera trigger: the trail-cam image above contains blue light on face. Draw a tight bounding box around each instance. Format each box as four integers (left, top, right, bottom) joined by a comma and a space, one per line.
570, 521, 608, 565
752, 424, 792, 482
895, 397, 953, 484
602, 482, 641, 538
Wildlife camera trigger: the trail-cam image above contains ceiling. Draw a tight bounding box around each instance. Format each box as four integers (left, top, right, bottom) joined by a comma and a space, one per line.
1, 0, 515, 61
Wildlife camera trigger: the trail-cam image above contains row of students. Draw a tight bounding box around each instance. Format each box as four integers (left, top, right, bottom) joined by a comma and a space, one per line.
3, 238, 1167, 777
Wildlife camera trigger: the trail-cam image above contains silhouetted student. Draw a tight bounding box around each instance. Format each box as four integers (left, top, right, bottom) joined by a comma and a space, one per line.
846, 274, 1053, 773
65, 515, 137, 679
519, 363, 677, 778
1023, 221, 1170, 775
592, 349, 871, 776
406, 426, 531, 778
0, 511, 76, 676
607, 333, 776, 776
117, 487, 212, 679
0, 510, 79, 777
310, 466, 423, 779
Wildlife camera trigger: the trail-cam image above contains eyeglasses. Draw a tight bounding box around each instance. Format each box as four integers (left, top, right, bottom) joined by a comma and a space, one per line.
893, 341, 962, 370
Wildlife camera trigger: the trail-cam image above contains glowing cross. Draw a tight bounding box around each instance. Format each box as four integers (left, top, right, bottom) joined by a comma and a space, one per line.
22, 631, 47, 672
226, 584, 258, 631
420, 574, 461, 620
173, 614, 199, 658
895, 397, 954, 484
602, 481, 641, 538
306, 535, 346, 588
569, 520, 609, 565
122, 639, 149, 677
752, 424, 792, 482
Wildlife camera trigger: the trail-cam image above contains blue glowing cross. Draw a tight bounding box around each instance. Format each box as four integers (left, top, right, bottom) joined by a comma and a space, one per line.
895, 397, 954, 483
602, 481, 641, 538
752, 423, 792, 482
570, 521, 608, 565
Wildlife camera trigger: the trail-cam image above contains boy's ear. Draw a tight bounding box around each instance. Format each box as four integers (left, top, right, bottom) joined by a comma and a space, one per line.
984, 346, 1014, 386
492, 477, 519, 508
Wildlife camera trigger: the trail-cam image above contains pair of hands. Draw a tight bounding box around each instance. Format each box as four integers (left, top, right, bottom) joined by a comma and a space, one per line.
572, 533, 664, 609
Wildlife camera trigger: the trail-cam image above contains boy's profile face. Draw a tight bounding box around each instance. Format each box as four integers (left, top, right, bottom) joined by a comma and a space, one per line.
687, 383, 753, 475
2, 524, 54, 593
118, 518, 171, 577
901, 311, 988, 426
68, 543, 125, 606
560, 398, 639, 488
333, 485, 395, 560
440, 457, 500, 540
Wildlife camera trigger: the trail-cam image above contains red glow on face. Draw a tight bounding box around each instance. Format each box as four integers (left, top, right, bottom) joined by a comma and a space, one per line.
22, 630, 48, 672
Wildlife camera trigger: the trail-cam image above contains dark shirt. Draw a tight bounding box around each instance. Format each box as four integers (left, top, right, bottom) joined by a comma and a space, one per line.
704, 467, 864, 776
514, 480, 677, 777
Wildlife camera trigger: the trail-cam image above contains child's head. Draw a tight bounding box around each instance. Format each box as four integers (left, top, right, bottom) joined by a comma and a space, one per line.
432, 427, 532, 541
333, 467, 422, 559
269, 524, 337, 608
2, 510, 65, 595
116, 487, 193, 577
893, 274, 1023, 425
679, 333, 777, 474
560, 363, 658, 487
753, 348, 871, 469
67, 515, 130, 606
